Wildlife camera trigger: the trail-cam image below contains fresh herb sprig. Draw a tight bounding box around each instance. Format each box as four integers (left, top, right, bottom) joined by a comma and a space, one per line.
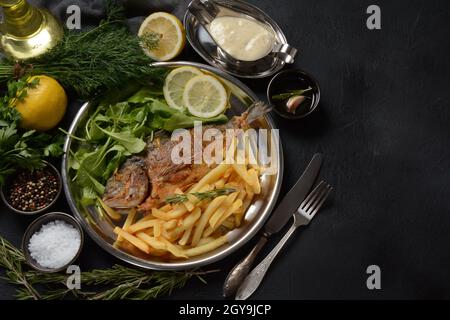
0, 235, 214, 300
272, 87, 313, 101
165, 188, 237, 205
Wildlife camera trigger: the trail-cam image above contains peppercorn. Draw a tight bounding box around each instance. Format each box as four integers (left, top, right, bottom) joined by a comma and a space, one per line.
6, 167, 59, 212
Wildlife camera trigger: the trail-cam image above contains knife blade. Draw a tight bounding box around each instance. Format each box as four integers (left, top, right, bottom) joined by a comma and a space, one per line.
264, 153, 323, 235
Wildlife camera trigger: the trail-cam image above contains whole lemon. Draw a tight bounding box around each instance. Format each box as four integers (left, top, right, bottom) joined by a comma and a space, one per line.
14, 75, 67, 131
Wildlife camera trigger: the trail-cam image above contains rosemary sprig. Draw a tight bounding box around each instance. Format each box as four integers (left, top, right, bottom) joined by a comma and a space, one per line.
0, 235, 214, 300
0, 237, 41, 300
272, 87, 313, 101
165, 188, 237, 205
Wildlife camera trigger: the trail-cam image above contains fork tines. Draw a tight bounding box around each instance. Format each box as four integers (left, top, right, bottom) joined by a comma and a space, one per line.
300, 181, 333, 218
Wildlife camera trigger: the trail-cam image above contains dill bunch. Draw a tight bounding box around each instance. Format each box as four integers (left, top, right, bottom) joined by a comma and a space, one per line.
0, 1, 165, 99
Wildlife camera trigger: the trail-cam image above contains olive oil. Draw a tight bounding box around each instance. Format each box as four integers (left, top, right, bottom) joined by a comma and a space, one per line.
0, 0, 63, 60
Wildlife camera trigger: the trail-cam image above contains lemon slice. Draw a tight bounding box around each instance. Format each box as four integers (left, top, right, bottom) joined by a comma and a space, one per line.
183, 75, 228, 118
163, 66, 204, 110
138, 12, 186, 61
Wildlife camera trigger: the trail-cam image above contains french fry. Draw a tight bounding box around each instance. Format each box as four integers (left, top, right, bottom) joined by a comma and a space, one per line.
214, 179, 225, 189
116, 208, 136, 242
97, 197, 122, 221
154, 221, 162, 237
181, 207, 201, 230
231, 164, 253, 186
222, 219, 235, 229
198, 237, 215, 246
209, 192, 239, 229
136, 212, 156, 223
241, 191, 255, 214
237, 189, 247, 201
163, 219, 178, 230
190, 163, 231, 192
126, 219, 159, 234
216, 199, 242, 230
184, 236, 228, 257
178, 226, 193, 246
136, 232, 166, 250
162, 229, 182, 242
160, 204, 172, 212
160, 238, 188, 258
152, 205, 187, 220
203, 225, 215, 238
192, 195, 227, 246
223, 167, 233, 179
248, 168, 261, 194
235, 213, 243, 227
114, 227, 151, 254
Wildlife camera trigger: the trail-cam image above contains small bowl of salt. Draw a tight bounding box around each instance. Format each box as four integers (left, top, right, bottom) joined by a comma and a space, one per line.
22, 212, 84, 273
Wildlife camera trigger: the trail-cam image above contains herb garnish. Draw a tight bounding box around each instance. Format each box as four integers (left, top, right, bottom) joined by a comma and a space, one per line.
165, 188, 237, 204
140, 31, 161, 51
272, 87, 313, 101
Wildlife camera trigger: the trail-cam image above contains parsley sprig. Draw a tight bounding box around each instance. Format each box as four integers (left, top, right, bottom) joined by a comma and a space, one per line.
0, 78, 64, 185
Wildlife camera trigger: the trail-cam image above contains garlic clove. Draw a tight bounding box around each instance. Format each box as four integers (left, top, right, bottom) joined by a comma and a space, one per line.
286, 95, 306, 114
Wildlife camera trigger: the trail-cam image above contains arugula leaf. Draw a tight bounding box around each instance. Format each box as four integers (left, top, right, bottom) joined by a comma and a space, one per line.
97, 127, 146, 154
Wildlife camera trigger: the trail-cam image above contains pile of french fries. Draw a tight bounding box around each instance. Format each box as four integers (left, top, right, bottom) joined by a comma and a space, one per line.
113, 157, 261, 260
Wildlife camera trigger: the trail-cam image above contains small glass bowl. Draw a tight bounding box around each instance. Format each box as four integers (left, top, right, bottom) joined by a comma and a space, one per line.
0, 161, 62, 215
22, 212, 84, 273
267, 69, 321, 120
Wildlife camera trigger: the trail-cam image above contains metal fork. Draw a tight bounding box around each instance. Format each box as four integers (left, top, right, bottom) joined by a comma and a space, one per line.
235, 181, 333, 300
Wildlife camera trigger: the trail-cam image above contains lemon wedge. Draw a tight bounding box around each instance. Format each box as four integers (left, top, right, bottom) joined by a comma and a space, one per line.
138, 12, 186, 61
163, 66, 204, 110
183, 75, 228, 118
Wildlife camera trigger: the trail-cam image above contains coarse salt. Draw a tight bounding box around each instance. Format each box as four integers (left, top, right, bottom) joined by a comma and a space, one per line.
28, 220, 81, 269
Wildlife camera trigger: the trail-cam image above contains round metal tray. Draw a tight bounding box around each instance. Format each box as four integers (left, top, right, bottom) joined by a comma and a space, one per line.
62, 61, 283, 270
184, 0, 293, 78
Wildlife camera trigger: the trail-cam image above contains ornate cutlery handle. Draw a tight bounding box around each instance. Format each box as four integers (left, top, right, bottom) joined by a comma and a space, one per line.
236, 222, 298, 300
223, 235, 268, 298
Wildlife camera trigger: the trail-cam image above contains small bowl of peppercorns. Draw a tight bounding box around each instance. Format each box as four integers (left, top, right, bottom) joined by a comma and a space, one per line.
1, 161, 62, 215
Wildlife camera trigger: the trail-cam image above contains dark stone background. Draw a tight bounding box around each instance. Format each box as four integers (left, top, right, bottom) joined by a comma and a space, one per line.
0, 0, 449, 299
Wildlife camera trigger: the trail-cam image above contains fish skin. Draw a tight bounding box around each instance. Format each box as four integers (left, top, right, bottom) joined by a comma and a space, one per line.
103, 157, 149, 209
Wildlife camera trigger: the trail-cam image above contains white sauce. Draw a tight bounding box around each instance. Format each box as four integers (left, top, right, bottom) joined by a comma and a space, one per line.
208, 16, 275, 61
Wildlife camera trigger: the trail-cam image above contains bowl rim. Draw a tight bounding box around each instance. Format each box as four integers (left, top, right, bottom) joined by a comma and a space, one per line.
62, 61, 284, 270
267, 68, 321, 120
0, 160, 62, 215
22, 211, 84, 273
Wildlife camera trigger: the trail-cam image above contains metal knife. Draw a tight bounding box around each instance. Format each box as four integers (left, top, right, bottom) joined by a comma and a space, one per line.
222, 153, 323, 298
